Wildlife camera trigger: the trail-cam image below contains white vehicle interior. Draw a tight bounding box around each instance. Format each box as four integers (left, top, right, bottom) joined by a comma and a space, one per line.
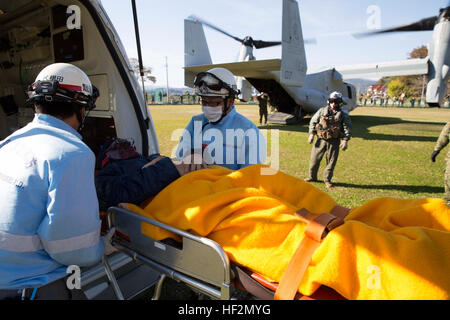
0, 0, 159, 157
0, 0, 164, 299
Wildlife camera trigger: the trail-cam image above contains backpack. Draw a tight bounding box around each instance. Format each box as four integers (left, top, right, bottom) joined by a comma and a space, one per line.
315, 109, 343, 140
96, 138, 140, 169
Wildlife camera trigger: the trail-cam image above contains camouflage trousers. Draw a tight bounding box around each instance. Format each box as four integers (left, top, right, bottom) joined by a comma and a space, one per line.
308, 138, 340, 183
259, 107, 268, 124
445, 164, 450, 206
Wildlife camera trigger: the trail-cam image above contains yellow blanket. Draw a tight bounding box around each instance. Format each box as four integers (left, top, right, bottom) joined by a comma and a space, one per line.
124, 165, 450, 300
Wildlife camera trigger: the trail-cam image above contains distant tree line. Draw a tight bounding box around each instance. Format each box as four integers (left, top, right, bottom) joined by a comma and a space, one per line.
377, 45, 450, 101
358, 45, 450, 107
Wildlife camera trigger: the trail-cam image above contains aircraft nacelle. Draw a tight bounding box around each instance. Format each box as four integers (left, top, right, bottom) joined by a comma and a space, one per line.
426, 18, 450, 107
338, 6, 450, 108
236, 45, 255, 101
237, 77, 253, 102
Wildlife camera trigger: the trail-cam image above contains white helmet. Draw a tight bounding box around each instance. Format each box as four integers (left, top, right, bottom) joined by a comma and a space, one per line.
193, 67, 239, 98
328, 91, 346, 105
27, 63, 98, 110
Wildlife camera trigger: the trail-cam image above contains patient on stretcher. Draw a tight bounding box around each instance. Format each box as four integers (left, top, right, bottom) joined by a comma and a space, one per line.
95, 138, 208, 211
95, 145, 450, 300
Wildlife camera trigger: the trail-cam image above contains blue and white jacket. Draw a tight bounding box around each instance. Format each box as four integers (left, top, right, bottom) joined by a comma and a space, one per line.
175, 106, 266, 170
0, 114, 104, 290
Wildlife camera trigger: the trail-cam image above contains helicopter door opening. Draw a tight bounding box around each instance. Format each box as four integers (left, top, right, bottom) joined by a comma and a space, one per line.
346, 85, 353, 99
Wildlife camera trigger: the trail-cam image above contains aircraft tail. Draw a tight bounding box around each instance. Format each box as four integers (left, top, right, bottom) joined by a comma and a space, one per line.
184, 0, 307, 88
184, 18, 212, 87
281, 0, 307, 87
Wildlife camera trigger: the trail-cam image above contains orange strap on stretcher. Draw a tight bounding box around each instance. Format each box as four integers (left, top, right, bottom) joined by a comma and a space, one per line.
274, 205, 350, 300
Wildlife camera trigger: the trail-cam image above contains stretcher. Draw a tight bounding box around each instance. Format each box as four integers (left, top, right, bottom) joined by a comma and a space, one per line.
102, 206, 346, 300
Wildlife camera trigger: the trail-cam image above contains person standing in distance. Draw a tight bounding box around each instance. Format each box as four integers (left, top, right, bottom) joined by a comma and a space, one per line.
257, 92, 269, 125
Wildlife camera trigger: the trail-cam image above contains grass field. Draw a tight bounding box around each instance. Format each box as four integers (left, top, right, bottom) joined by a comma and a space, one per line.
141, 104, 449, 300
148, 104, 450, 208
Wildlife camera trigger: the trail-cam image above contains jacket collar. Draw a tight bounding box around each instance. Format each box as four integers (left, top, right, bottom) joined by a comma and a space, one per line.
33, 113, 82, 140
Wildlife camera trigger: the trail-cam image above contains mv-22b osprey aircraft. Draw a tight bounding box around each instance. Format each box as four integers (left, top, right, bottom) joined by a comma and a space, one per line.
184, 0, 450, 124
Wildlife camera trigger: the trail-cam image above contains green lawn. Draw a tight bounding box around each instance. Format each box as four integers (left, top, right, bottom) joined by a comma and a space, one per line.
148, 104, 450, 208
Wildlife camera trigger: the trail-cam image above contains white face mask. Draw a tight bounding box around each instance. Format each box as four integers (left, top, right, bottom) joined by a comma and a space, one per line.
202, 106, 223, 122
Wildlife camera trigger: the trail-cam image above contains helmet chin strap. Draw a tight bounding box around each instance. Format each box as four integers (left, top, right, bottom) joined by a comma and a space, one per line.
77, 108, 91, 133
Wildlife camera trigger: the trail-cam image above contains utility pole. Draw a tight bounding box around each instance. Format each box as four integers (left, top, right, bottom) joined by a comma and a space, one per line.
419, 51, 426, 107
165, 56, 170, 104
420, 74, 425, 106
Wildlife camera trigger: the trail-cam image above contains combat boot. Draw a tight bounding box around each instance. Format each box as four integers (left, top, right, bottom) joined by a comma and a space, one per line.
325, 182, 334, 189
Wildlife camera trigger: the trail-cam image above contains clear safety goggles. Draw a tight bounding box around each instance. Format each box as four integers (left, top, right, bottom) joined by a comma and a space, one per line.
193, 72, 238, 97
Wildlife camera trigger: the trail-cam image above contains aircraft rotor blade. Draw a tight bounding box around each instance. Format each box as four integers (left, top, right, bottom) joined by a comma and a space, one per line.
252, 37, 316, 49
187, 15, 243, 43
252, 40, 281, 49
188, 15, 316, 49
353, 15, 438, 38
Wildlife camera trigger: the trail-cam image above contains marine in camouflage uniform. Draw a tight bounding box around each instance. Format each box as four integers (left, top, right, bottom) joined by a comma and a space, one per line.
257, 93, 269, 125
432, 122, 450, 205
306, 92, 352, 188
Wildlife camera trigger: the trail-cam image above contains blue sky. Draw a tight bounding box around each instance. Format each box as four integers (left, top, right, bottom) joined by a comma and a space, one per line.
100, 0, 447, 88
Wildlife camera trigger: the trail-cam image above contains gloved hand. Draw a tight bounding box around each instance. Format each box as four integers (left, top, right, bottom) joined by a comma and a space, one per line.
102, 227, 118, 256
340, 140, 348, 151
308, 134, 314, 144
431, 150, 440, 162
175, 153, 210, 176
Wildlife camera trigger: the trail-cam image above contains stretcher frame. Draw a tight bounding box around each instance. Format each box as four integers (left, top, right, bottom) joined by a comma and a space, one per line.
104, 206, 234, 300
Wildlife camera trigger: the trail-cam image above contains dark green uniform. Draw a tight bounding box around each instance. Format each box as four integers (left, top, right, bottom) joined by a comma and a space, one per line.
434, 122, 450, 204
257, 95, 268, 125
308, 105, 352, 183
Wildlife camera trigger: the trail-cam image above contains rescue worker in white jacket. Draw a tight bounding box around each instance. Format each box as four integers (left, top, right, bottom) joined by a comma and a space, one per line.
0, 63, 114, 300
175, 67, 266, 169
